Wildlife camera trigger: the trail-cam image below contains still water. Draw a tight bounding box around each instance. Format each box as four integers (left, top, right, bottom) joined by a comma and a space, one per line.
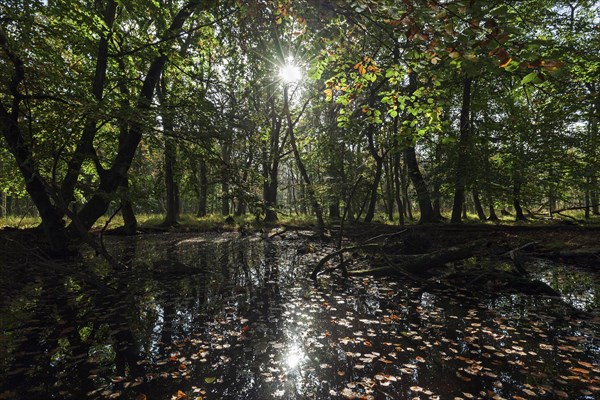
0, 232, 598, 399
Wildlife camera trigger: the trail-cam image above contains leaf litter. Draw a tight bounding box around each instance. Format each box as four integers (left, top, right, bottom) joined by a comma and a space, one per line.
0, 233, 598, 399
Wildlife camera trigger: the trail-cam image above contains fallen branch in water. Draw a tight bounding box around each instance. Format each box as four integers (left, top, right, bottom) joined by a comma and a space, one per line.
349, 239, 488, 277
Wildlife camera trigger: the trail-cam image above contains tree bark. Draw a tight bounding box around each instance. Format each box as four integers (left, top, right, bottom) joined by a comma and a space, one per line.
488, 201, 499, 221
393, 150, 405, 226
364, 122, 384, 223
451, 77, 472, 223
283, 86, 324, 228
157, 74, 179, 226
197, 158, 208, 217
404, 146, 435, 223
221, 141, 231, 216
513, 196, 527, 221
60, 0, 118, 206
472, 189, 486, 221
120, 178, 137, 235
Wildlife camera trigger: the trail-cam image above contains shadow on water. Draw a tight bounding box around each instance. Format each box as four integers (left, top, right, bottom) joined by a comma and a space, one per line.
0, 232, 598, 399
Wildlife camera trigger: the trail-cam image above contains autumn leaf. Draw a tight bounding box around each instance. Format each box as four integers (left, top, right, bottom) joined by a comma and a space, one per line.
350, 62, 365, 75
499, 57, 513, 68
176, 390, 186, 399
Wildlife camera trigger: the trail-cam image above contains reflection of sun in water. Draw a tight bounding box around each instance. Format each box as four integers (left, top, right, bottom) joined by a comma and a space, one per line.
285, 345, 305, 369
279, 57, 302, 84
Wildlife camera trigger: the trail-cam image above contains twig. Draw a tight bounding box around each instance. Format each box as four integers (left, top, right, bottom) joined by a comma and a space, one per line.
310, 243, 381, 280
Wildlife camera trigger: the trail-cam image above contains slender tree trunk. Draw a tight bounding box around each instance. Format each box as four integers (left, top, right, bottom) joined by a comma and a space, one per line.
116, 58, 137, 234
472, 189, 486, 221
120, 178, 137, 235
163, 138, 179, 225
197, 158, 208, 217
400, 162, 412, 220
283, 86, 324, 229
591, 181, 599, 215
451, 76, 472, 223
60, 0, 118, 206
393, 151, 405, 226
364, 158, 383, 223
587, 83, 599, 215
488, 201, 499, 221
221, 141, 231, 216
585, 181, 591, 219
158, 76, 179, 226
404, 146, 435, 223
384, 158, 394, 221
513, 188, 527, 221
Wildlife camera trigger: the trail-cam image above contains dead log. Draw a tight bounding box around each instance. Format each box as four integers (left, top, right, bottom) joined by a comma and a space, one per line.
349, 239, 488, 277
310, 243, 381, 279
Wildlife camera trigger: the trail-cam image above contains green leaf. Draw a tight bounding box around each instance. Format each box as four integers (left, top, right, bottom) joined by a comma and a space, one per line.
521, 72, 538, 85
204, 377, 216, 384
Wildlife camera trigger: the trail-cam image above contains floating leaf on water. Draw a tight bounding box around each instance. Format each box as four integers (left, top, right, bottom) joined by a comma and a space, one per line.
204, 377, 216, 384
341, 388, 356, 399
570, 367, 590, 375
176, 390, 186, 399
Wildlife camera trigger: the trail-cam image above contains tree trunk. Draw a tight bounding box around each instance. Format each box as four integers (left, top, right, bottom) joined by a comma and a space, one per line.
363, 120, 384, 223
158, 75, 179, 226
400, 162, 412, 220
221, 141, 231, 216
364, 158, 383, 223
488, 201, 499, 221
283, 86, 324, 229
451, 77, 472, 223
163, 138, 179, 225
71, 3, 203, 233
197, 158, 208, 217
60, 0, 118, 206
472, 189, 486, 221
393, 151, 405, 226
120, 178, 137, 235
404, 146, 435, 223
585, 180, 591, 219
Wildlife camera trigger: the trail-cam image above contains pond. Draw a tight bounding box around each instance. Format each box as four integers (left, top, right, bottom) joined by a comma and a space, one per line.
0, 232, 598, 399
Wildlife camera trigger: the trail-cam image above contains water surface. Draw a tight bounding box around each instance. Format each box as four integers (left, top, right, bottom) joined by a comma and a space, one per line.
0, 232, 598, 399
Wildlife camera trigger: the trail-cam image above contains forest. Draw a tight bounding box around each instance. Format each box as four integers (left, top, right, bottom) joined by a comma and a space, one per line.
0, 1, 599, 399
